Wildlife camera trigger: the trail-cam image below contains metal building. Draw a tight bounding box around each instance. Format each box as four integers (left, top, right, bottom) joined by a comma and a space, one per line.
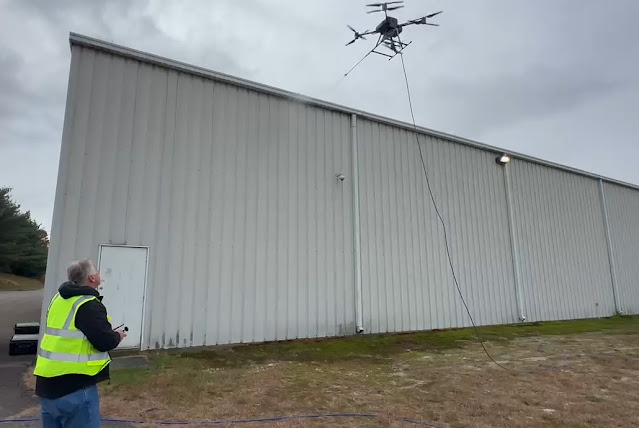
42, 33, 639, 350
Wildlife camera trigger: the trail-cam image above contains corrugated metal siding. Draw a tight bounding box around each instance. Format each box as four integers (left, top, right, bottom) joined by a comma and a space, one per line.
42, 40, 83, 318
602, 182, 639, 314
509, 160, 615, 321
357, 119, 518, 334
44, 45, 356, 349
44, 39, 638, 349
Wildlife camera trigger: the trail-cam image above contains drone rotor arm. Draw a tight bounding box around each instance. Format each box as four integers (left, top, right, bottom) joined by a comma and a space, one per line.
399, 19, 420, 27
399, 11, 443, 27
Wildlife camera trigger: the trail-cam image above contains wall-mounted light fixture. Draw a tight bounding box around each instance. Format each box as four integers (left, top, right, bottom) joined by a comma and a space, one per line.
495, 154, 511, 165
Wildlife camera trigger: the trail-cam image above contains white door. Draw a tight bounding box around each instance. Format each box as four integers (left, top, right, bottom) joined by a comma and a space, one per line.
97, 246, 148, 349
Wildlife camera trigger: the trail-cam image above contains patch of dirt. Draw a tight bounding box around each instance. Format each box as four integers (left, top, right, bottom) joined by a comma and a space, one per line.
0, 273, 44, 291
76, 331, 639, 427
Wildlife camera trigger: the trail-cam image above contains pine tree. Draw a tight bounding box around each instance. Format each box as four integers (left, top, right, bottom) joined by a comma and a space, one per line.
0, 187, 49, 278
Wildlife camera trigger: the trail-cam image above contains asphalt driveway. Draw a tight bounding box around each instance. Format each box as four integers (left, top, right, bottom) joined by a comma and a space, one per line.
0, 289, 42, 424
0, 289, 134, 427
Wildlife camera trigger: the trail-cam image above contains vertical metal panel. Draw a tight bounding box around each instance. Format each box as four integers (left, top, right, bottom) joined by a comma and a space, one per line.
147, 69, 178, 349
42, 45, 82, 317
503, 164, 526, 320
598, 180, 622, 314
44, 46, 355, 349
602, 182, 639, 314
510, 160, 615, 321
357, 119, 518, 333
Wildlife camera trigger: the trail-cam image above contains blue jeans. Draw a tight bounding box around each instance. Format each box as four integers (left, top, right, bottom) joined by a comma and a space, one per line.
40, 385, 100, 428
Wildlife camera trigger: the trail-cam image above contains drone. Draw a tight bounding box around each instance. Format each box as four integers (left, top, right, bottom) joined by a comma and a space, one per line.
345, 1, 442, 75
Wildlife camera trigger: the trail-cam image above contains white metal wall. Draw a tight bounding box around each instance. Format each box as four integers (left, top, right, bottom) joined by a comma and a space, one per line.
44, 37, 639, 350
602, 182, 639, 314
509, 160, 615, 321
357, 119, 519, 333
44, 45, 356, 349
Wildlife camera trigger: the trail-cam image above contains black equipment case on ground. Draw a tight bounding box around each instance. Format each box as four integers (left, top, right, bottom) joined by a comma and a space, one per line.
14, 322, 40, 335
9, 322, 40, 356
9, 334, 39, 356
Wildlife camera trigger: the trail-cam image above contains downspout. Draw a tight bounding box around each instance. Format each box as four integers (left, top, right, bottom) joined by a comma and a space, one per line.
598, 179, 623, 314
503, 161, 526, 322
351, 114, 364, 333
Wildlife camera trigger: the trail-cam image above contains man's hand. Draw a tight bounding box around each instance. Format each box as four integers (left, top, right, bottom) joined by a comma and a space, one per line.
115, 328, 128, 341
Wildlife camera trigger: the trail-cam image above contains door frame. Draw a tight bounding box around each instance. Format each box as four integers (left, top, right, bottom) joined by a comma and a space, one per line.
97, 244, 150, 350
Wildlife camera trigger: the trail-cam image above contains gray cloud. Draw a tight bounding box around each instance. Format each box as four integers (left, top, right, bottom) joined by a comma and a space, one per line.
1, 0, 638, 231
0, 59, 26, 129
426, 67, 623, 136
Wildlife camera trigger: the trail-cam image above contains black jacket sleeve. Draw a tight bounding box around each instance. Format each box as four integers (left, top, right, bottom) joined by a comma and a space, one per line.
74, 300, 122, 352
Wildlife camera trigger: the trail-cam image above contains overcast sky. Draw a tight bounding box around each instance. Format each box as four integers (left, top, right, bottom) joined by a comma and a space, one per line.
1, 0, 638, 232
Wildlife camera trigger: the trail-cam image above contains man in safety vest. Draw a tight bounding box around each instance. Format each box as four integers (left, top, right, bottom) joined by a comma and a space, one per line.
34, 258, 127, 428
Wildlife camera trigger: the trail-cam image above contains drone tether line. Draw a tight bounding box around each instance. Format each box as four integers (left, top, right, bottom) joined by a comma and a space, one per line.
397, 54, 506, 372
397, 51, 567, 375
341, 27, 567, 375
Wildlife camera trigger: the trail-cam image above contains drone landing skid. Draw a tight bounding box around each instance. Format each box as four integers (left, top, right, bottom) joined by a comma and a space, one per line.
373, 39, 412, 60
344, 37, 412, 76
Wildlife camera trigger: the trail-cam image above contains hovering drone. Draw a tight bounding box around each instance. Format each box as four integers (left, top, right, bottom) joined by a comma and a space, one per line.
345, 1, 442, 74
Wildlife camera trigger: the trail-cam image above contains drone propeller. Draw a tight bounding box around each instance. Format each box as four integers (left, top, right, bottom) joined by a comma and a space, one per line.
367, 6, 403, 14
366, 1, 404, 13
366, 1, 403, 6
346, 25, 367, 46
407, 12, 443, 25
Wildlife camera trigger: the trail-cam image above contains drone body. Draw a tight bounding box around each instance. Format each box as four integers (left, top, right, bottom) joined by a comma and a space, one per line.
345, 1, 442, 68
375, 16, 402, 38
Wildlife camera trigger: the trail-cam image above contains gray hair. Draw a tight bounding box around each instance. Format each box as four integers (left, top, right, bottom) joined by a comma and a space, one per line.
67, 259, 95, 284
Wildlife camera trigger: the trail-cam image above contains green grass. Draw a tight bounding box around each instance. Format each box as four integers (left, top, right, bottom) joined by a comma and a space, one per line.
108, 367, 153, 387
157, 315, 639, 369
105, 315, 639, 386
542, 418, 591, 428
0, 272, 44, 291
97, 316, 639, 428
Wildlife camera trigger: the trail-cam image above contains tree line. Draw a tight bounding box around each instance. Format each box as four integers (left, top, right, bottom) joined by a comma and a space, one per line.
0, 187, 49, 278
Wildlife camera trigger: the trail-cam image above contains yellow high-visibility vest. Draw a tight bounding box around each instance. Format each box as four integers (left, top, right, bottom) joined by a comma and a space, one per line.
34, 293, 111, 377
